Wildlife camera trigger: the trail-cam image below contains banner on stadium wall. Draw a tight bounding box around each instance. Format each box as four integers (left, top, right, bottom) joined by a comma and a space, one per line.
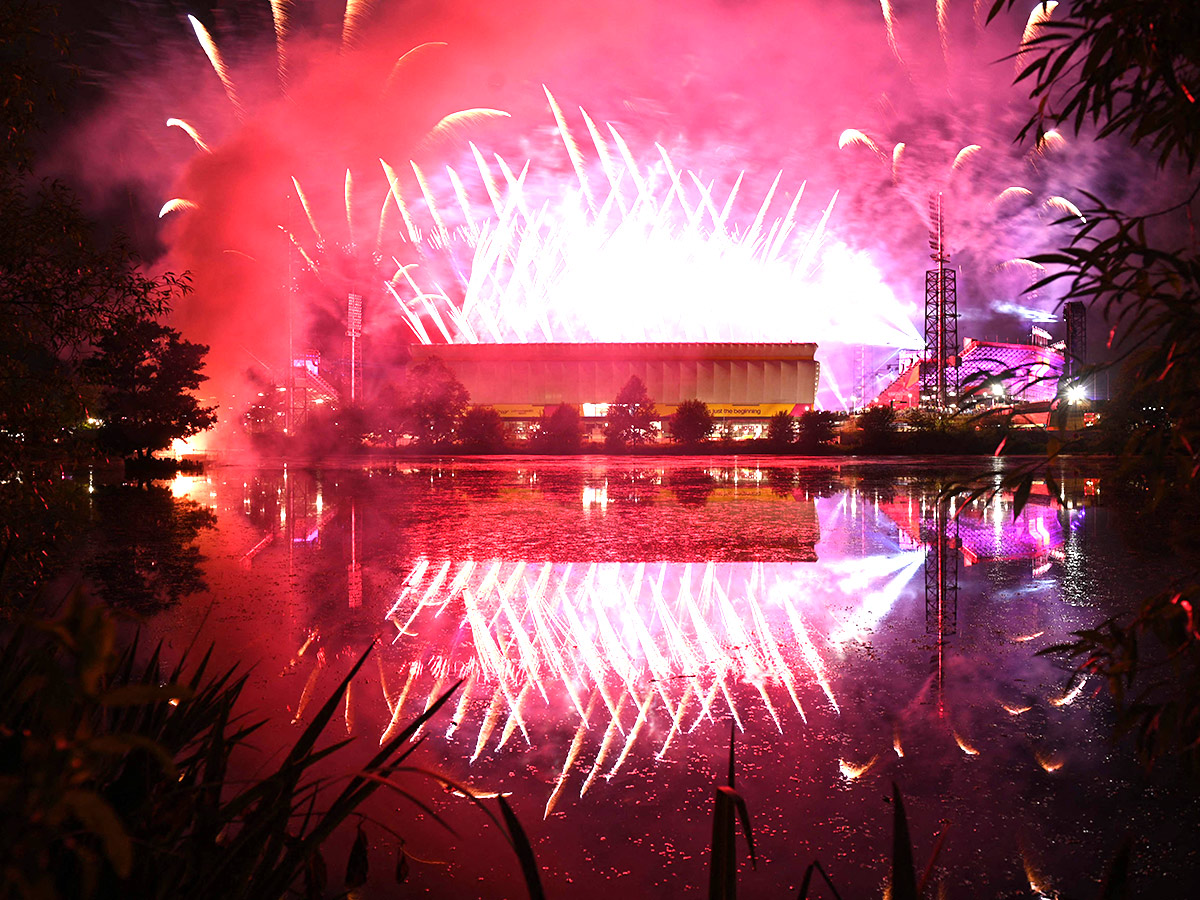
492, 402, 813, 420
492, 404, 545, 419
654, 403, 812, 418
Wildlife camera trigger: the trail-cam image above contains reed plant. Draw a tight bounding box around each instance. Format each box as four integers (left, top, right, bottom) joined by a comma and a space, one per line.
0, 591, 540, 900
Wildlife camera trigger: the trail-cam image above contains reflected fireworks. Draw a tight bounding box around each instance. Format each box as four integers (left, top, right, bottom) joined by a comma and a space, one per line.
383, 559, 851, 781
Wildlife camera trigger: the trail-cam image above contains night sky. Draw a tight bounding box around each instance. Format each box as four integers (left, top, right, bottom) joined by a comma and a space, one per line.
37, 1, 1185, 414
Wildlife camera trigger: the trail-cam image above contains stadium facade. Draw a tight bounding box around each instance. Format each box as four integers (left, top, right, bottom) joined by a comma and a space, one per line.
406, 342, 820, 436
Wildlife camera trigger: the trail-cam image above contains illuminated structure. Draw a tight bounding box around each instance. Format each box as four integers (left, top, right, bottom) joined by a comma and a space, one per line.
406, 342, 820, 428
921, 193, 959, 410
873, 334, 1064, 411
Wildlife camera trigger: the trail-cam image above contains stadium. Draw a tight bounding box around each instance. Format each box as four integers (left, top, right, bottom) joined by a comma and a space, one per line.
405, 341, 821, 440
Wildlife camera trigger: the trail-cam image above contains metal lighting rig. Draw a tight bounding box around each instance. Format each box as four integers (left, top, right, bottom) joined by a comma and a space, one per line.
921, 193, 959, 410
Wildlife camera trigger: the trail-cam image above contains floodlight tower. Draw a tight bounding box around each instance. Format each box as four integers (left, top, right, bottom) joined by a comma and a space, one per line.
922, 193, 959, 410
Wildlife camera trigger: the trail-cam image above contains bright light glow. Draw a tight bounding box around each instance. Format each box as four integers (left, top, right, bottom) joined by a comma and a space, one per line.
1066, 384, 1087, 404
378, 107, 922, 350
838, 756, 877, 780
381, 558, 923, 784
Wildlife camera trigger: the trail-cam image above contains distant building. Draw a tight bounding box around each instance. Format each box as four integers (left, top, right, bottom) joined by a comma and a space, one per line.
405, 342, 820, 439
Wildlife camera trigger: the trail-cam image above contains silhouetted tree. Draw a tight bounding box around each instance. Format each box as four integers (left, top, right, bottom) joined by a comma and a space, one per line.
86, 316, 217, 460
797, 410, 838, 450
666, 399, 714, 447
0, 6, 189, 471
605, 376, 656, 449
985, 0, 1200, 765
766, 411, 796, 450
535, 404, 583, 453
395, 356, 468, 448
857, 405, 897, 450
459, 405, 507, 452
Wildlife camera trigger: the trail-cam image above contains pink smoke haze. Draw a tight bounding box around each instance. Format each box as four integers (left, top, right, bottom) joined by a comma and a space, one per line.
61, 1, 1170, 420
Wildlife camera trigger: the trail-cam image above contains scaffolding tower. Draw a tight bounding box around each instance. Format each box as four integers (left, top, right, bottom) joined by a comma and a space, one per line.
1064, 300, 1086, 380
921, 193, 959, 410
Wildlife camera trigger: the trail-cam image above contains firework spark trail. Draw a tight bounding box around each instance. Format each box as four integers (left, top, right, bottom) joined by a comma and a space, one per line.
158, 198, 197, 218
588, 578, 640, 697
793, 191, 838, 279
545, 86, 595, 212
1050, 677, 1086, 707
423, 109, 512, 153
375, 652, 396, 715
1044, 196, 1086, 223
384, 557, 431, 625
379, 159, 419, 241
954, 731, 980, 756
344, 678, 356, 734
654, 682, 695, 761
469, 143, 506, 217
268, 0, 289, 85
746, 575, 802, 726
619, 573, 676, 718
411, 672, 446, 740
560, 581, 623, 726
289, 177, 323, 242
765, 182, 806, 264
1017, 1, 1059, 75
187, 15, 243, 120
385, 282, 432, 343
446, 167, 478, 240
994, 185, 1034, 205
378, 661, 419, 745
342, 0, 371, 51
953, 144, 982, 170
607, 689, 658, 780
384, 41, 447, 95
496, 584, 549, 702
391, 560, 451, 637
581, 109, 627, 215
280, 228, 321, 277
937, 0, 951, 61
497, 680, 534, 749
581, 691, 627, 797
472, 684, 506, 762
344, 169, 355, 243
782, 596, 838, 713
165, 118, 210, 153
529, 566, 589, 722
838, 128, 883, 158
878, 0, 903, 63
892, 142, 905, 182
446, 670, 476, 739
838, 755, 877, 780
545, 694, 597, 818
410, 161, 451, 244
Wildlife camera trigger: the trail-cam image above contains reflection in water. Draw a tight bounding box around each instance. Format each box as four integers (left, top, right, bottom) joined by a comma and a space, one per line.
157, 460, 1199, 896
383, 559, 901, 805
86, 482, 216, 612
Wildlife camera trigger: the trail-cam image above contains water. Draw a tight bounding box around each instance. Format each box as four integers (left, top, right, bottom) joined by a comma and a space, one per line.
140, 456, 1198, 897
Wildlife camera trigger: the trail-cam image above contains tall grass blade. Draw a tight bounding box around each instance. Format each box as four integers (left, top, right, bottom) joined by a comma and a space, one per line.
891, 783, 920, 900
498, 793, 546, 900
796, 859, 843, 900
